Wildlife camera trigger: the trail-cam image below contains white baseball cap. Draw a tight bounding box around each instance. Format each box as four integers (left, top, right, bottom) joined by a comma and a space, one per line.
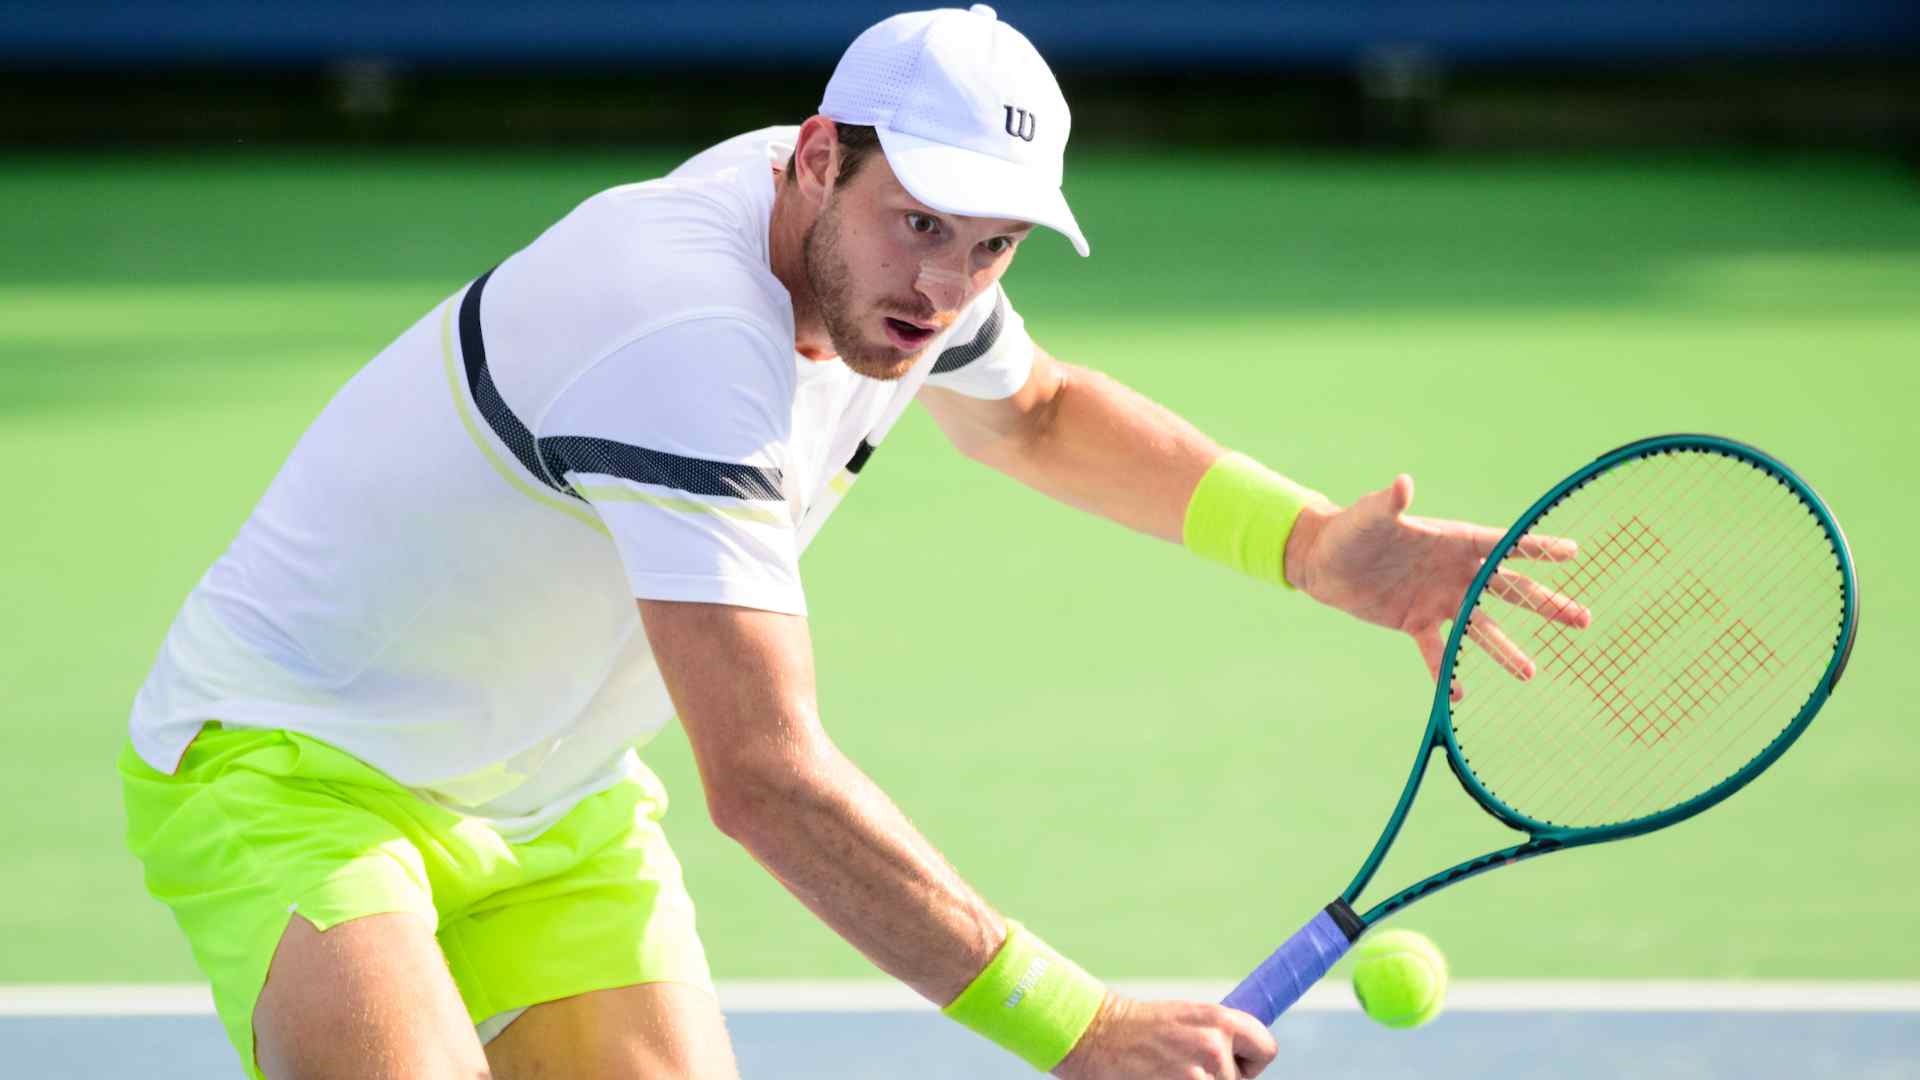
820, 5, 1090, 257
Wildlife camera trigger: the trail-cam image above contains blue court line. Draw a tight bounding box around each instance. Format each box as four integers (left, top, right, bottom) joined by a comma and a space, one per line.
5, 1010, 1918, 1079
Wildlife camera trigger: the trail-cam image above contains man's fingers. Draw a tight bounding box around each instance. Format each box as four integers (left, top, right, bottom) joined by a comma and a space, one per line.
1447, 523, 1579, 563
1466, 611, 1535, 680
1411, 623, 1462, 702
1486, 570, 1591, 628
1511, 531, 1579, 562
1388, 473, 1414, 517
1225, 1006, 1278, 1078
1356, 474, 1416, 523
1412, 624, 1445, 680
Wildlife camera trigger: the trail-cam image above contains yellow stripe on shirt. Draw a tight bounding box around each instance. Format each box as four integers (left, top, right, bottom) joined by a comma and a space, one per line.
572, 482, 790, 526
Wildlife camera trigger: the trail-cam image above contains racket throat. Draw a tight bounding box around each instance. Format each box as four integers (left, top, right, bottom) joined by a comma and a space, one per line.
1325, 898, 1365, 942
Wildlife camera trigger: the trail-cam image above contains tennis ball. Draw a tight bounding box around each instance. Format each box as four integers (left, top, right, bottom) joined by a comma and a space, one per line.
1350, 929, 1448, 1029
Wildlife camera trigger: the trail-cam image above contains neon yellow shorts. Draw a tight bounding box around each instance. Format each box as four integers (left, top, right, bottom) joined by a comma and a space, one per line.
119, 724, 712, 1079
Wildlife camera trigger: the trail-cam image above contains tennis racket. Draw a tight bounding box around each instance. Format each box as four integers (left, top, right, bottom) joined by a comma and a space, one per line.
1224, 433, 1859, 1025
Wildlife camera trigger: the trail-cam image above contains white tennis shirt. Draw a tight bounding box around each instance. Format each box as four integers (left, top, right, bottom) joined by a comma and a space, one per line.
129, 126, 1036, 837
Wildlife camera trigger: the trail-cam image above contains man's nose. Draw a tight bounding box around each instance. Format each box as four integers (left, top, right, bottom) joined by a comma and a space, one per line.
915, 258, 969, 312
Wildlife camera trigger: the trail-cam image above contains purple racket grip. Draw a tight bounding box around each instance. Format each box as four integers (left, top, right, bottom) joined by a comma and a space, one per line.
1221, 909, 1354, 1025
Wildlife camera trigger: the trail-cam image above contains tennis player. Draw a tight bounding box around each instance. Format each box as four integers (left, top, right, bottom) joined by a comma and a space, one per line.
121, 7, 1563, 1078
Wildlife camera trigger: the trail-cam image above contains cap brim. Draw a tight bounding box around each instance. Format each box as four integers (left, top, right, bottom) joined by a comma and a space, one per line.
874, 126, 1090, 257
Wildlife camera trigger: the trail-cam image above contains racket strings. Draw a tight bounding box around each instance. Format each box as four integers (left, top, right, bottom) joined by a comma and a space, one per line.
1490, 459, 1839, 824
1497, 456, 1815, 816
1458, 453, 1742, 810
1492, 458, 1837, 824
1449, 450, 1845, 829
1520, 455, 1734, 675
1560, 501, 1834, 824
1627, 513, 1841, 819
1467, 455, 1738, 799
1589, 473, 1841, 820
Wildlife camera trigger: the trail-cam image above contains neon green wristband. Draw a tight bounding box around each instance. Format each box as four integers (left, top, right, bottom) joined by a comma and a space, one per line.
942, 920, 1106, 1071
1183, 451, 1328, 591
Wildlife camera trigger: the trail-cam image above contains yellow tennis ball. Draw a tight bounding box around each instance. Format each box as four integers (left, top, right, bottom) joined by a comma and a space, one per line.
1350, 929, 1448, 1029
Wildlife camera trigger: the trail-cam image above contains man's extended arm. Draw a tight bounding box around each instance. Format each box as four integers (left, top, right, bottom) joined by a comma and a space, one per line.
920, 346, 1588, 686
919, 347, 1232, 546
637, 598, 1277, 1079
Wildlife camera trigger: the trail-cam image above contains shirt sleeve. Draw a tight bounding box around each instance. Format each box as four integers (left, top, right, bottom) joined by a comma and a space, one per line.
921, 283, 1036, 400
540, 314, 806, 615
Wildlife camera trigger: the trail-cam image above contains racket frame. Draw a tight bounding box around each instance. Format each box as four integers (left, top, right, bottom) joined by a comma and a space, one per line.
1223, 433, 1858, 1025
1341, 432, 1859, 928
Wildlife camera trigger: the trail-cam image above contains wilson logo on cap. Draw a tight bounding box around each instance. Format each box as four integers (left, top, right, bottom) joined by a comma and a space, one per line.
1003, 106, 1037, 142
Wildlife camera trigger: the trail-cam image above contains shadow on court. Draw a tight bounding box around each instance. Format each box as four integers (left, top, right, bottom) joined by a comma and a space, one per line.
5, 1010, 1917, 1078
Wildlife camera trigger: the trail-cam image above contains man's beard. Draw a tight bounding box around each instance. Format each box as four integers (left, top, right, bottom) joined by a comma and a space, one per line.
802, 201, 922, 382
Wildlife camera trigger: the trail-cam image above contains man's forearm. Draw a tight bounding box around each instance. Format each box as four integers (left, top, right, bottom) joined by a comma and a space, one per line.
639, 599, 1005, 1008
639, 588, 1273, 1077
945, 357, 1223, 543
716, 734, 1004, 1005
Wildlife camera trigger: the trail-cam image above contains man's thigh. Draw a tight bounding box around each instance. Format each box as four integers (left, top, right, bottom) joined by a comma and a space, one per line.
436, 762, 718, 1054
485, 982, 740, 1080
254, 911, 489, 1080
121, 727, 461, 1077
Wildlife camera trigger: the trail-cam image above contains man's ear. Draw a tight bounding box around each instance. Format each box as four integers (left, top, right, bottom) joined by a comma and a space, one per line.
791, 115, 842, 204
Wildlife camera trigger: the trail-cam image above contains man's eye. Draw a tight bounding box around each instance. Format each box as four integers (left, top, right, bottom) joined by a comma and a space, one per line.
984, 236, 1014, 255
906, 213, 940, 235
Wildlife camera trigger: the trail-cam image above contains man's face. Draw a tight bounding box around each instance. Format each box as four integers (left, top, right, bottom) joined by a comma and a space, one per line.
802, 154, 1033, 381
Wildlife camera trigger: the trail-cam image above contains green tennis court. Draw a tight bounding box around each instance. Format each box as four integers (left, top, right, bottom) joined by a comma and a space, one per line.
2, 149, 1915, 993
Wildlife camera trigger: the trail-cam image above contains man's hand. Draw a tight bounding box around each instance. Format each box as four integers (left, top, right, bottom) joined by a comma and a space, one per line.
1054, 994, 1277, 1080
1284, 474, 1591, 699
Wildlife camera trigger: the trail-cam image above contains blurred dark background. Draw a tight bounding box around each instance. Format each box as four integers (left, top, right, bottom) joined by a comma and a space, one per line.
4, 1, 1917, 153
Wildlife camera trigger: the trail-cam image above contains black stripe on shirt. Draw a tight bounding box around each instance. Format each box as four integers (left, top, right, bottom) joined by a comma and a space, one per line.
460, 267, 572, 497
543, 435, 784, 501
845, 439, 877, 476
930, 292, 1006, 375
457, 268, 786, 505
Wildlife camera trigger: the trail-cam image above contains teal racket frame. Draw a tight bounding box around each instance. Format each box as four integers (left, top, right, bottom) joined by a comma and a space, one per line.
1342, 433, 1860, 926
